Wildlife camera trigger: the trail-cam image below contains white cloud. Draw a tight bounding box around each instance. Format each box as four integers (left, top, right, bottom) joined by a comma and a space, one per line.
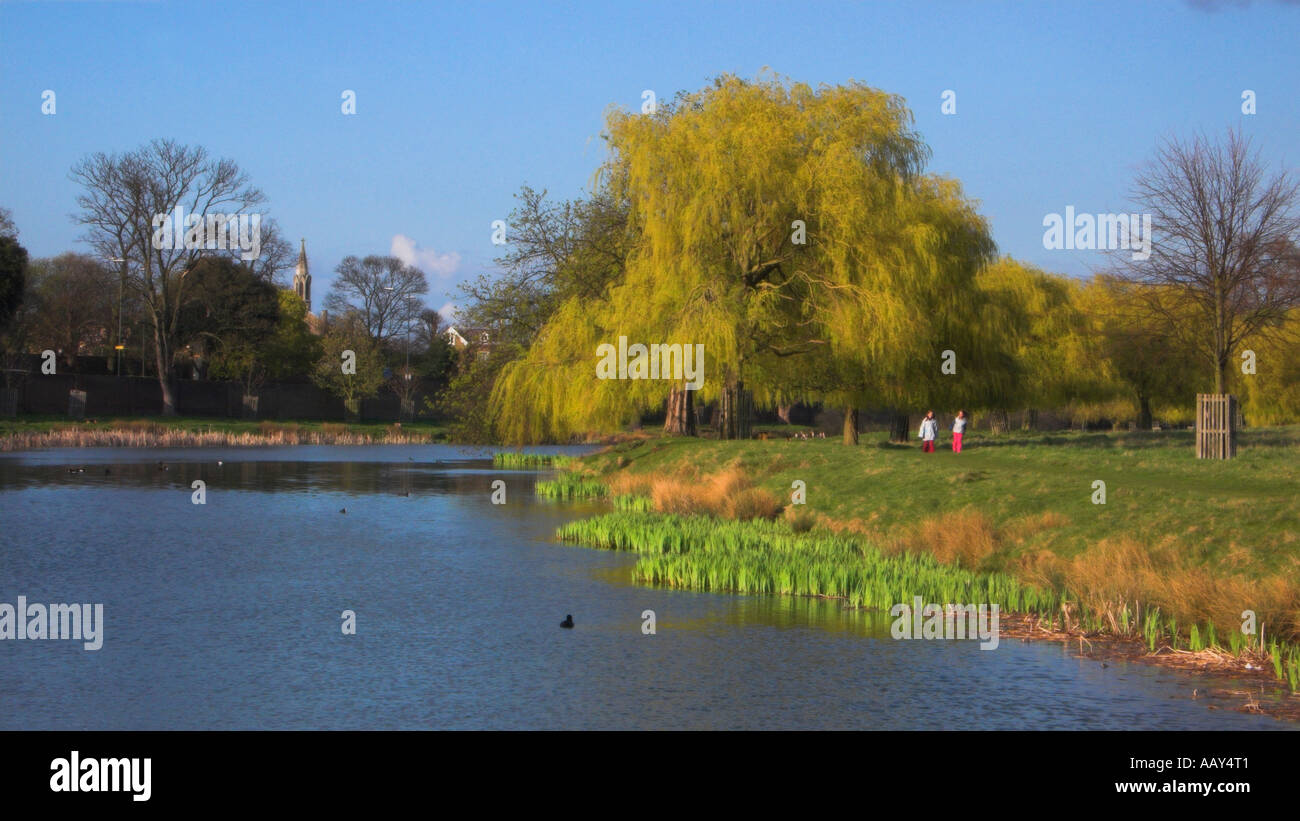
437, 302, 457, 322
390, 234, 461, 278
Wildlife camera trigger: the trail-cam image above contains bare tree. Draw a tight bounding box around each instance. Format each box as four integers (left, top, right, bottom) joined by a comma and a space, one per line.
1118, 128, 1300, 393
409, 307, 449, 353
457, 185, 629, 350
71, 139, 269, 414
0, 207, 17, 240
323, 255, 428, 344
247, 217, 293, 285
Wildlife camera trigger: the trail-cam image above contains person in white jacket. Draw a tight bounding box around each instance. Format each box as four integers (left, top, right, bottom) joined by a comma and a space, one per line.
952, 410, 967, 453
918, 410, 938, 453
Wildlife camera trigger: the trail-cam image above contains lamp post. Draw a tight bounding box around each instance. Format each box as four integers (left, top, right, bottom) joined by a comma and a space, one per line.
404, 294, 416, 378
107, 257, 126, 377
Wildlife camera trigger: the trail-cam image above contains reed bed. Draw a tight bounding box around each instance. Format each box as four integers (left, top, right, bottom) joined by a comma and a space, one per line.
0, 424, 434, 451
493, 452, 571, 469
534, 473, 607, 499
557, 511, 1300, 691
612, 494, 655, 512
557, 512, 1057, 614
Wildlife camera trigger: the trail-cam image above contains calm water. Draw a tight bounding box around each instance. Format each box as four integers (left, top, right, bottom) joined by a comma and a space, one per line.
0, 445, 1290, 730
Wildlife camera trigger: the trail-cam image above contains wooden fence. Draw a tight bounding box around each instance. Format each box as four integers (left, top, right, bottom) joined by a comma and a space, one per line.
1195, 393, 1237, 459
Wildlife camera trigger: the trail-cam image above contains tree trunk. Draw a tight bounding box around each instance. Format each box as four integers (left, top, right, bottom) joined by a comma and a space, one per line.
990, 409, 1010, 434
777, 404, 792, 424
154, 332, 177, 416
664, 384, 697, 436
718, 381, 752, 440
1023, 409, 1039, 431
889, 412, 910, 443
1137, 394, 1153, 430
842, 407, 859, 445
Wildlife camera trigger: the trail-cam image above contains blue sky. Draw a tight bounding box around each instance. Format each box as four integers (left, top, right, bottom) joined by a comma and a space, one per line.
2, 0, 1297, 318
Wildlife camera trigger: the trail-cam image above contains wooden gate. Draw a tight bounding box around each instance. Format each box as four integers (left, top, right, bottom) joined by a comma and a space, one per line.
1195, 394, 1237, 460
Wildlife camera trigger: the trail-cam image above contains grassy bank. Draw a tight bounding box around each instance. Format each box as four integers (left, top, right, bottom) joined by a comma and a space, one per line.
554, 427, 1300, 696
0, 415, 452, 450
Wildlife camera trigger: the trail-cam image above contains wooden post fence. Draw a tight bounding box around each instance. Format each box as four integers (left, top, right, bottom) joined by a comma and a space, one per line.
1195, 393, 1237, 460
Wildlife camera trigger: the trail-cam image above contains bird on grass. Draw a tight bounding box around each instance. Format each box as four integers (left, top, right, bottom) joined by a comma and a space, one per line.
560, 615, 574, 629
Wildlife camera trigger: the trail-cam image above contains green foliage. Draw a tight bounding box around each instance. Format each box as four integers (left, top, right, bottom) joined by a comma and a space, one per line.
20, 253, 116, 365
310, 314, 385, 404
1079, 276, 1205, 426
491, 72, 1003, 443
0, 234, 28, 335
210, 291, 322, 392
438, 352, 506, 444
265, 291, 323, 379
977, 258, 1110, 412
1235, 308, 1300, 425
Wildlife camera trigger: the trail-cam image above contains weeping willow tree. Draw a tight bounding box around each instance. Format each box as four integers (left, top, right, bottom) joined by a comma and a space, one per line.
1078, 276, 1207, 429
974, 257, 1110, 431
492, 73, 1001, 444
800, 173, 1017, 444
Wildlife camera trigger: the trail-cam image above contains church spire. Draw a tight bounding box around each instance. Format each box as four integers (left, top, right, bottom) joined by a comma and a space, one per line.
293, 238, 311, 312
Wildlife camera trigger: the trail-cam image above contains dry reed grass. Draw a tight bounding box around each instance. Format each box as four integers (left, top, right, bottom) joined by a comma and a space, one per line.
894, 508, 999, 569
0, 424, 433, 451
645, 466, 782, 520
1014, 537, 1300, 640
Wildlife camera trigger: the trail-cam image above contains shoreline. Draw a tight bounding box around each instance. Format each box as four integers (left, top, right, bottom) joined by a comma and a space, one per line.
550, 434, 1300, 724
588, 538, 1300, 723
0, 418, 638, 452
966, 612, 1300, 722
0, 427, 443, 451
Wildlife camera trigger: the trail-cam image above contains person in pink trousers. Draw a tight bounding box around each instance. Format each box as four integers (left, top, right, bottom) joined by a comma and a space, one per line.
952, 410, 967, 453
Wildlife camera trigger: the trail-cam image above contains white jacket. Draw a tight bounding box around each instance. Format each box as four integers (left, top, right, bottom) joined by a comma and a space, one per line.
953, 417, 967, 434
919, 418, 938, 441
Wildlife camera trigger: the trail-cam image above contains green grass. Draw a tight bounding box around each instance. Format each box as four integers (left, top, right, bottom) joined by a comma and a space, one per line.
575, 427, 1300, 581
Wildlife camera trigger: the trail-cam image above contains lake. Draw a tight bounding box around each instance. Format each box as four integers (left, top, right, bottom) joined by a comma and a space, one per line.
0, 445, 1290, 730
